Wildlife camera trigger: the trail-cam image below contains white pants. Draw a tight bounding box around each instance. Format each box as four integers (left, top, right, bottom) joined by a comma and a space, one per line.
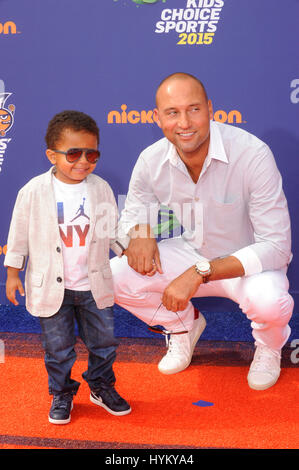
110, 237, 294, 351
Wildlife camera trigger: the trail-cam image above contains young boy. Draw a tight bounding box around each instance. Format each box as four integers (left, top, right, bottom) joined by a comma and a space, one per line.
4, 110, 131, 424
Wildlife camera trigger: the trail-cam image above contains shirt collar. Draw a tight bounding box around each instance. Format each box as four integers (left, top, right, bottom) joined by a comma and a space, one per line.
168, 141, 180, 166
207, 120, 228, 165
168, 120, 228, 167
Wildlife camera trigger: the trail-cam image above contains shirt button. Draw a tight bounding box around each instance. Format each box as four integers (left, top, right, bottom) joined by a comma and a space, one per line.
57, 277, 62, 283
56, 247, 61, 253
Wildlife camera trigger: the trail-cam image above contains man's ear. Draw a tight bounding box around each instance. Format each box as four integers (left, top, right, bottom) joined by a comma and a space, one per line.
153, 108, 162, 128
46, 149, 56, 165
208, 99, 213, 120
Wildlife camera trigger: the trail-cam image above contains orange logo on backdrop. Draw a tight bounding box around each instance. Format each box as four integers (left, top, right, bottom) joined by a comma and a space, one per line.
0, 21, 17, 34
107, 105, 244, 125
0, 245, 7, 256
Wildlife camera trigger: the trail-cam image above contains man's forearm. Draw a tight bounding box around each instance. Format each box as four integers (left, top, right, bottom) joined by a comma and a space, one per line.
162, 255, 245, 312
184, 255, 245, 291
128, 223, 155, 239
209, 255, 245, 281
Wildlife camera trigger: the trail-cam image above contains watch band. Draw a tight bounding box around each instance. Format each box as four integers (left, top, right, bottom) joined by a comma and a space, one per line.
201, 273, 211, 283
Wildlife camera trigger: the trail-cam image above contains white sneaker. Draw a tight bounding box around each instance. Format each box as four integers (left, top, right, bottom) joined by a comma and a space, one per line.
158, 312, 206, 375
247, 344, 281, 390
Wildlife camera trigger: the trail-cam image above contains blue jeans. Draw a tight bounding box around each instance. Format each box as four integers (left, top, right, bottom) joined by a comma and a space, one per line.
39, 289, 118, 396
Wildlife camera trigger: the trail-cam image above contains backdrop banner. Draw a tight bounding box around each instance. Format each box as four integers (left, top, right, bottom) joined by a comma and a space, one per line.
0, 0, 298, 340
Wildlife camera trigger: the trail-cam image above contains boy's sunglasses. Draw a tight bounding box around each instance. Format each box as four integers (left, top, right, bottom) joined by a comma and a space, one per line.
52, 148, 100, 164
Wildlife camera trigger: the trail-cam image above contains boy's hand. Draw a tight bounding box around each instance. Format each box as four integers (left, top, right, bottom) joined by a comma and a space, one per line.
6, 267, 25, 306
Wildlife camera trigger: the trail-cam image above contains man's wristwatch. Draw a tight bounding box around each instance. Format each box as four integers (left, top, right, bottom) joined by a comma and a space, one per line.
195, 260, 212, 283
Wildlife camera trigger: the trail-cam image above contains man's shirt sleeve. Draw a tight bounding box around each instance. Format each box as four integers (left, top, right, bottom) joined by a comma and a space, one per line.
117, 155, 161, 241
232, 145, 292, 275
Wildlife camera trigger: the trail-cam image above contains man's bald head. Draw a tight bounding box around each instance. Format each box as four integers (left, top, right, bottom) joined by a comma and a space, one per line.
155, 73, 208, 108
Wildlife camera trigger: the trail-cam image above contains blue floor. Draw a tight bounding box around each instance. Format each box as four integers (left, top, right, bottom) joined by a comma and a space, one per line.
1, 297, 298, 343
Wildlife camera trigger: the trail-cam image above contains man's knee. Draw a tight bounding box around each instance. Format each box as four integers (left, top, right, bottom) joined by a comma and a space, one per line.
239, 272, 294, 325
110, 256, 129, 297
110, 255, 147, 300
110, 255, 125, 277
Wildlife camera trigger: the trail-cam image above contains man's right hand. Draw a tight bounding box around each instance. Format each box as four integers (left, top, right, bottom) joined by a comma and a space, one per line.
124, 224, 163, 276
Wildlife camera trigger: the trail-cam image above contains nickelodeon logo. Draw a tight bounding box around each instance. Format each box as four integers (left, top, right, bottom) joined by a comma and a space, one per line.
108, 105, 244, 124
0, 21, 18, 35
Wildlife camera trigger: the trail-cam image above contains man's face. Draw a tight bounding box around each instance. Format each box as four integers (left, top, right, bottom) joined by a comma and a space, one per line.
154, 78, 213, 161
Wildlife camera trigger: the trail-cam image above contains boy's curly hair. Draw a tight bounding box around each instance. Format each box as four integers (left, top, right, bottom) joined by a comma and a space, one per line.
45, 110, 99, 148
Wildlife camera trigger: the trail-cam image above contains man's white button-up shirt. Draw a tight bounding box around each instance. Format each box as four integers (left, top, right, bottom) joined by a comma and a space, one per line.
119, 120, 292, 276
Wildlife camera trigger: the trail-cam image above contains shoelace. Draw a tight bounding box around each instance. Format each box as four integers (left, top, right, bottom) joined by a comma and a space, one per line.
96, 385, 122, 402
251, 347, 280, 372
149, 303, 188, 337
53, 394, 72, 409
165, 334, 187, 356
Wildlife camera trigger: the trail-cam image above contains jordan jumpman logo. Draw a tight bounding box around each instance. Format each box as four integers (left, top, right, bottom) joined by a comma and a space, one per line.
70, 197, 90, 222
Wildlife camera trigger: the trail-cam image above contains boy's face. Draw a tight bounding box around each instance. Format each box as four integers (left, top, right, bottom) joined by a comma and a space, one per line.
46, 128, 98, 184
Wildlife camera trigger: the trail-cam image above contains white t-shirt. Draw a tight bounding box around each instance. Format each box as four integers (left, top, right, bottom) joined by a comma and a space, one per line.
53, 175, 91, 290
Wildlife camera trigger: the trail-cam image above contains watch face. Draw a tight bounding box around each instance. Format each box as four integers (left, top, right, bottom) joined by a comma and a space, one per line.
197, 261, 210, 273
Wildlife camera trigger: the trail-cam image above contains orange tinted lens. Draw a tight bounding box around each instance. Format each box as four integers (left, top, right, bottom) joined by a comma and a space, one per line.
66, 149, 83, 162
86, 150, 99, 163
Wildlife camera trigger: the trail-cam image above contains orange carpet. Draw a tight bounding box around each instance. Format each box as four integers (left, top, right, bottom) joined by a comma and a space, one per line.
0, 333, 298, 450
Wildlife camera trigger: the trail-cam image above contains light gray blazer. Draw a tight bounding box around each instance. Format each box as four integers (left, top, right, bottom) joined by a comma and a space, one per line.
4, 167, 124, 317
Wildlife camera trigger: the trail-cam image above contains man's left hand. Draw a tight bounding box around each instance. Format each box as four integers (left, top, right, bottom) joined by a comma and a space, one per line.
162, 266, 202, 311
